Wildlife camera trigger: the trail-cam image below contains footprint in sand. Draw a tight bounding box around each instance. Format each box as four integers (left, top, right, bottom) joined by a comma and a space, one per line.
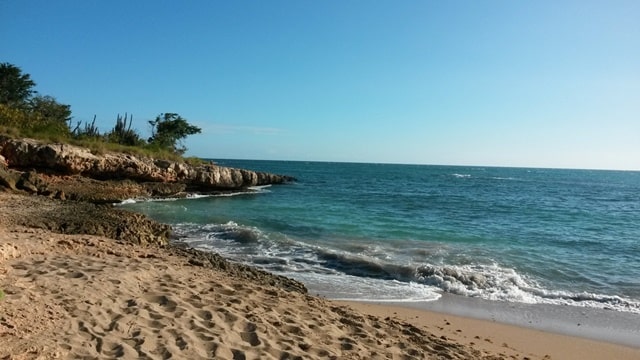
240, 331, 261, 347
197, 309, 213, 321
62, 271, 86, 279
144, 294, 178, 312
239, 322, 261, 346
216, 307, 239, 323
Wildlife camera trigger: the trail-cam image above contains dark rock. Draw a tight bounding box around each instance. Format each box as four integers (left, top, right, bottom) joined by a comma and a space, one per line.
16, 170, 47, 194
0, 167, 19, 191
11, 197, 171, 246
168, 244, 308, 294
142, 182, 187, 197
54, 190, 66, 200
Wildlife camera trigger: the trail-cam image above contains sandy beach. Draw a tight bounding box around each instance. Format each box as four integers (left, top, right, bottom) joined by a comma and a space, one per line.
1, 195, 639, 359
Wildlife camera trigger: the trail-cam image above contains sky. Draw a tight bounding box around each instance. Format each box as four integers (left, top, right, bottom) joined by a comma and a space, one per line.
1, 1, 639, 170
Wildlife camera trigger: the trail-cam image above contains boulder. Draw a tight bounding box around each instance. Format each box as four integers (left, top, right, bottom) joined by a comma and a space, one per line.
0, 167, 19, 191
16, 170, 48, 194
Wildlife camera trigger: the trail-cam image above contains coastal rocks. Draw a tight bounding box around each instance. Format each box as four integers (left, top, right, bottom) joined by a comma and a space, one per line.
0, 167, 19, 191
41, 175, 179, 203
0, 137, 294, 195
0, 193, 171, 246
0, 192, 306, 294
16, 170, 47, 194
0, 137, 303, 292
188, 165, 294, 190
143, 182, 187, 197
168, 244, 308, 294
0, 167, 49, 194
0, 138, 169, 182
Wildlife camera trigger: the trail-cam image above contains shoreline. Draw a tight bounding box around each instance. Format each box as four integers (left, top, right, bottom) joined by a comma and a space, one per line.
0, 223, 491, 359
331, 293, 640, 349
2, 192, 639, 359
400, 293, 640, 348
338, 300, 640, 360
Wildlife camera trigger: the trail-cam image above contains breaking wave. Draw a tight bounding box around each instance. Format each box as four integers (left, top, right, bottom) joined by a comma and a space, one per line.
117, 185, 272, 204
173, 221, 640, 314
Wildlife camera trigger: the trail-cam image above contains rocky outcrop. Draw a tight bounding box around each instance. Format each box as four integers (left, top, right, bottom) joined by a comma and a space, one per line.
167, 244, 307, 294
0, 192, 307, 293
0, 138, 306, 294
0, 193, 171, 246
0, 137, 294, 193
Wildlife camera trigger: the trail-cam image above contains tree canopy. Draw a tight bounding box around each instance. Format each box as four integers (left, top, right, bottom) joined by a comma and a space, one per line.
148, 113, 201, 155
0, 62, 71, 136
29, 95, 72, 125
0, 62, 36, 107
1, 62, 203, 159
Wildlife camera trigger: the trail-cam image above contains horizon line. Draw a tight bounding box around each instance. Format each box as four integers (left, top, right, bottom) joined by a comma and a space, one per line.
197, 157, 640, 172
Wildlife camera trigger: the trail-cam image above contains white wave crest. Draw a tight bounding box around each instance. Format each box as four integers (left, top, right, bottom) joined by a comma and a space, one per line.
415, 263, 640, 313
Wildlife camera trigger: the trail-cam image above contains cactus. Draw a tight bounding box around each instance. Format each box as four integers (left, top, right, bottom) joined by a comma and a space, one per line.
109, 113, 142, 146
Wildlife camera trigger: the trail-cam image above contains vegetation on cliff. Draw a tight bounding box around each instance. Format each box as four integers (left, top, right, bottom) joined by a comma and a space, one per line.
0, 62, 293, 200
0, 62, 201, 161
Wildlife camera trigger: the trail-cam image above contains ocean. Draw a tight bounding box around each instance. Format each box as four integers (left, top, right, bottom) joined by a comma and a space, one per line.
120, 161, 640, 314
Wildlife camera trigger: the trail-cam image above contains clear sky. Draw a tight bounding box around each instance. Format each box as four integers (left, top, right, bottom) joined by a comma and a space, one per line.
2, 1, 638, 170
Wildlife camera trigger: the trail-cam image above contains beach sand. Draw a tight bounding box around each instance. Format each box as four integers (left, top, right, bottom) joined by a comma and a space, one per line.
339, 302, 640, 360
1, 220, 639, 359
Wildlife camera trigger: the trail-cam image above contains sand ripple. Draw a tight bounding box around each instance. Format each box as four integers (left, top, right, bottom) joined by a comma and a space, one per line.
0, 224, 497, 359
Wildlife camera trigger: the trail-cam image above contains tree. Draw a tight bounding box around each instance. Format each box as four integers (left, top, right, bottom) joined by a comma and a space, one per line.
148, 113, 201, 154
0, 62, 36, 107
29, 95, 72, 125
0, 63, 71, 137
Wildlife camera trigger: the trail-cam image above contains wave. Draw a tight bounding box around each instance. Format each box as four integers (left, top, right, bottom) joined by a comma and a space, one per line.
205, 221, 263, 244
116, 197, 186, 205
117, 186, 272, 204
173, 222, 640, 314
177, 221, 264, 245
294, 247, 640, 313
323, 251, 640, 313
413, 262, 640, 313
451, 173, 471, 178
490, 176, 517, 181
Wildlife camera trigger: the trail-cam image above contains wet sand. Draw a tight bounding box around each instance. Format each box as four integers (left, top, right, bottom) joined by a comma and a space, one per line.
339, 301, 640, 360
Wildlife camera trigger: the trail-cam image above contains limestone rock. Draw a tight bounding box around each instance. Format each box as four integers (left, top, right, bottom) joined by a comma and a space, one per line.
0, 137, 294, 193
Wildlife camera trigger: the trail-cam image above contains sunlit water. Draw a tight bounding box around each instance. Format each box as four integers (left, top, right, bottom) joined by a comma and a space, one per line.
121, 161, 640, 313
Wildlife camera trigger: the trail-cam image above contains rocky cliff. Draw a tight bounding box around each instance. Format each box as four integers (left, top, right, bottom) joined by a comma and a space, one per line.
0, 137, 294, 201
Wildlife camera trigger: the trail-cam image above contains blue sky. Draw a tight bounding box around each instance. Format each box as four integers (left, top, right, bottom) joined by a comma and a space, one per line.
2, 1, 638, 170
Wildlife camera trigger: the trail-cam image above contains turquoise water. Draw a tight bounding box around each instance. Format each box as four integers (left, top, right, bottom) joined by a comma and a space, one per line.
121, 161, 640, 313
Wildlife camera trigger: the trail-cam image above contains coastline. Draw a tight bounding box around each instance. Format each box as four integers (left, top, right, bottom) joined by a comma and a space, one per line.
1, 193, 639, 359
338, 300, 640, 360
399, 293, 640, 348
0, 220, 487, 359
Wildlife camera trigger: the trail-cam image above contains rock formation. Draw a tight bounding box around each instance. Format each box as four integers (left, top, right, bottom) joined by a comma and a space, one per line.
0, 138, 307, 293
0, 137, 294, 201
